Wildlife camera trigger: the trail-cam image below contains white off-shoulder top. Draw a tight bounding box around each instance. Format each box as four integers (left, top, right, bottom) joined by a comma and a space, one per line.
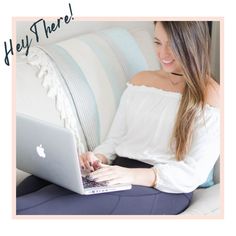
93, 82, 220, 193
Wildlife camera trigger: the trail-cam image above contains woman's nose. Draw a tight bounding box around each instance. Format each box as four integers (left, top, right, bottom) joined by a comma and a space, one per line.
160, 45, 172, 58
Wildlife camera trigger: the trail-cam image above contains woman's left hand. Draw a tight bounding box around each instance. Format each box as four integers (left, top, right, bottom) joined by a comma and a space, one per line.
88, 165, 134, 185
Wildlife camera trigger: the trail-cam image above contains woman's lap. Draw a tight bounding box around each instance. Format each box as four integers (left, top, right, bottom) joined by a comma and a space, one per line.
17, 175, 51, 197
16, 156, 193, 215
17, 184, 192, 215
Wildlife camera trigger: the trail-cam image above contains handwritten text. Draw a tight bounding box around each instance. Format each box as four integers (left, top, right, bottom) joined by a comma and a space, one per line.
3, 3, 74, 66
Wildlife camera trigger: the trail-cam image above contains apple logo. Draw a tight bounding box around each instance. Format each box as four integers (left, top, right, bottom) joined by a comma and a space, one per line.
36, 144, 46, 158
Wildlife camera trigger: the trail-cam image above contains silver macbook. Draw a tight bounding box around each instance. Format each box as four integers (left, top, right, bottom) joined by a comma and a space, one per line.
16, 113, 132, 195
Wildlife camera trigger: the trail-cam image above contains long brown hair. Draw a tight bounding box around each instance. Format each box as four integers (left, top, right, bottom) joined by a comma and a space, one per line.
154, 21, 211, 161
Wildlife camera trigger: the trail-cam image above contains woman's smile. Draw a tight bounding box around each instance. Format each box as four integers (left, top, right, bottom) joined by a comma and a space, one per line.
161, 59, 175, 65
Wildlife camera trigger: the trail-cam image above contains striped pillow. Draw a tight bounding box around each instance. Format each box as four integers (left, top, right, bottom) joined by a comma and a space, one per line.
29, 26, 160, 152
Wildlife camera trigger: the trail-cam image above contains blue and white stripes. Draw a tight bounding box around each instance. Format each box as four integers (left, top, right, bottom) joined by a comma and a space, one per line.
27, 26, 160, 152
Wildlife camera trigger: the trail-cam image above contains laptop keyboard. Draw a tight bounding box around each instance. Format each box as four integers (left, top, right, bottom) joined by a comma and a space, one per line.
82, 176, 108, 188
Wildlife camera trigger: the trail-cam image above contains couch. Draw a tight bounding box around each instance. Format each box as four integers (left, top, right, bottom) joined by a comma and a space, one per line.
16, 21, 221, 216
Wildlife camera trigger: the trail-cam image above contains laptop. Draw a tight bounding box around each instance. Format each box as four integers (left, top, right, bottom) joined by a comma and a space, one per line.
16, 113, 132, 195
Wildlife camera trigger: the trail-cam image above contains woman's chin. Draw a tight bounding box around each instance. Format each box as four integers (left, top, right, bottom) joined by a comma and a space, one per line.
161, 64, 180, 74
162, 66, 175, 73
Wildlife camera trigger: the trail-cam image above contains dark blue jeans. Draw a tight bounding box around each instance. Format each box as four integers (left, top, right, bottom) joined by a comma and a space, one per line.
16, 156, 192, 215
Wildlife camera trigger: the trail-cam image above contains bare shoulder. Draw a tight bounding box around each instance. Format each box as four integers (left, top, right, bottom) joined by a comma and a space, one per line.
129, 70, 164, 86
129, 71, 153, 85
205, 77, 220, 108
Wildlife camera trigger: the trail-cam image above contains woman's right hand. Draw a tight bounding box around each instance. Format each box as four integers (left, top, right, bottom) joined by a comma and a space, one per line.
79, 152, 106, 172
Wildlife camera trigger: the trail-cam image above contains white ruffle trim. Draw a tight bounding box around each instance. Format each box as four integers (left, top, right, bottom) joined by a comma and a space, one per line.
26, 47, 85, 155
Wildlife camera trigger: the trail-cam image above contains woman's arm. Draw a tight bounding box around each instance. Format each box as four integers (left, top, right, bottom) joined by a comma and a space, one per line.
154, 108, 220, 193
130, 168, 156, 187
89, 165, 156, 187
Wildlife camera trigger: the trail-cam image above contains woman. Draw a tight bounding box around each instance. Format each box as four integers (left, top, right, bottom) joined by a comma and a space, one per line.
17, 21, 220, 215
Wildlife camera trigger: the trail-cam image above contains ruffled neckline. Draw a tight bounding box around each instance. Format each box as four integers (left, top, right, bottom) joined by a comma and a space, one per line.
127, 82, 182, 98
126, 82, 220, 113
